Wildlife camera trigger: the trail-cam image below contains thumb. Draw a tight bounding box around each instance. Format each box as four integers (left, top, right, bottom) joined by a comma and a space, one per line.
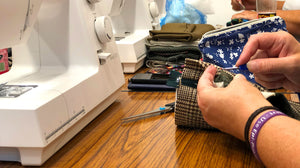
247, 57, 291, 74
198, 65, 217, 91
227, 74, 249, 89
232, 73, 247, 83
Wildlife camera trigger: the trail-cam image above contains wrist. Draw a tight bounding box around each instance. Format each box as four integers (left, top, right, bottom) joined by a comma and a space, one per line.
248, 110, 287, 162
248, 109, 276, 141
244, 106, 280, 145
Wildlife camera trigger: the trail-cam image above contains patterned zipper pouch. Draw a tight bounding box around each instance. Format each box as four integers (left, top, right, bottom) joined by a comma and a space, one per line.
198, 16, 287, 84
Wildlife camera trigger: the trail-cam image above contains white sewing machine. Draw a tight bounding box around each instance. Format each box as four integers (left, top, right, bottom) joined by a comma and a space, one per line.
0, 0, 124, 166
109, 0, 161, 73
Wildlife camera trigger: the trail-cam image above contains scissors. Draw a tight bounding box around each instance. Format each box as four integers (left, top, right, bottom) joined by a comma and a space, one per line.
121, 102, 175, 123
0, 82, 7, 90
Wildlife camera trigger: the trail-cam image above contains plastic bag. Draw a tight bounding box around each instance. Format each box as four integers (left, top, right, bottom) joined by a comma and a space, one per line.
160, 0, 207, 26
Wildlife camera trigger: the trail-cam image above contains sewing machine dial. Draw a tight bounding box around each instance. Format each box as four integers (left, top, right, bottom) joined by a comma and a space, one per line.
87, 0, 101, 4
149, 1, 159, 18
94, 16, 113, 43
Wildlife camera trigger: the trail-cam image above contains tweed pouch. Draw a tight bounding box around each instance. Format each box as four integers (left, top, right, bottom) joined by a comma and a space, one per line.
175, 58, 300, 129
198, 16, 287, 84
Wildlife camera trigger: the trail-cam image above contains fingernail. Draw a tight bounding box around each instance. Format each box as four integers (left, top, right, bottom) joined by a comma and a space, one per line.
246, 61, 256, 70
234, 74, 242, 79
234, 74, 246, 80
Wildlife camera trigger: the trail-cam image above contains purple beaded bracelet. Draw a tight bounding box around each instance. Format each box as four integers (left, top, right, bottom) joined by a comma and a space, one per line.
249, 110, 287, 162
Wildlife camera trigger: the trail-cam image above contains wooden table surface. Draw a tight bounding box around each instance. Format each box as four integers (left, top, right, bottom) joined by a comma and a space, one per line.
0, 68, 263, 168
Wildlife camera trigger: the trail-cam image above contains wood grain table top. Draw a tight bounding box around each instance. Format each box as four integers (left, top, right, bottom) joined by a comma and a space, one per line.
0, 68, 263, 168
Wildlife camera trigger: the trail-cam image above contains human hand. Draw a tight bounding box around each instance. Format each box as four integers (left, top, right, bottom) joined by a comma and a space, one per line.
197, 65, 271, 140
231, 0, 256, 11
236, 31, 300, 92
231, 10, 258, 20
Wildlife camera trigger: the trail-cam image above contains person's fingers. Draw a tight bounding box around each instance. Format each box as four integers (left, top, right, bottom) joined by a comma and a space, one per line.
197, 65, 218, 111
254, 73, 285, 83
246, 57, 293, 74
236, 32, 283, 66
231, 11, 257, 20
254, 73, 285, 89
237, 31, 300, 66
254, 73, 300, 91
227, 74, 248, 90
197, 65, 217, 91
254, 77, 284, 89
233, 73, 247, 81
231, 0, 242, 11
249, 50, 270, 60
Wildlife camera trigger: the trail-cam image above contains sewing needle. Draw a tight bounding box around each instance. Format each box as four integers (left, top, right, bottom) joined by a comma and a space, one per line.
223, 64, 248, 71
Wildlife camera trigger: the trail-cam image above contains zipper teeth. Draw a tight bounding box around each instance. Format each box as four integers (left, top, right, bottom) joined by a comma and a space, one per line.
201, 16, 280, 38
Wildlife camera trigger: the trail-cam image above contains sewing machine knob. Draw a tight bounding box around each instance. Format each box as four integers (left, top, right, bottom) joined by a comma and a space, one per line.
94, 16, 113, 43
98, 52, 111, 60
98, 52, 111, 65
149, 1, 159, 18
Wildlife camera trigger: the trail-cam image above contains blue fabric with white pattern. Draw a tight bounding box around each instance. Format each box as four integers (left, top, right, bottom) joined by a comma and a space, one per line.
198, 17, 287, 83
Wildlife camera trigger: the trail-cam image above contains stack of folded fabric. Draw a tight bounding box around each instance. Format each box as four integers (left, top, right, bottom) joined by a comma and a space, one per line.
145, 23, 215, 75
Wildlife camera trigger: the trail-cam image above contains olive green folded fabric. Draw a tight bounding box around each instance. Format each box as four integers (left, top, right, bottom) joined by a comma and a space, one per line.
149, 23, 215, 42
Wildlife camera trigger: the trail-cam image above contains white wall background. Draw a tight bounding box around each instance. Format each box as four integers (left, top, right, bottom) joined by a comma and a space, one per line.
156, 0, 239, 28
206, 0, 239, 27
